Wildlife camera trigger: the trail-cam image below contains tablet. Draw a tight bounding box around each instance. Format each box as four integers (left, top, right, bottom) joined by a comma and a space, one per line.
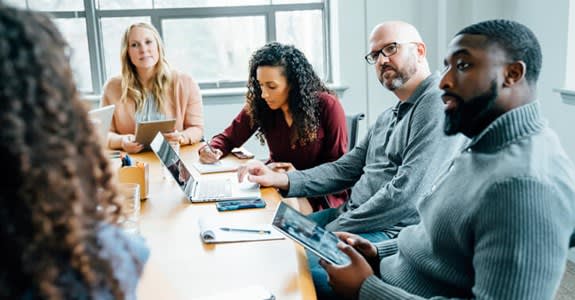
272, 201, 350, 265
135, 119, 176, 146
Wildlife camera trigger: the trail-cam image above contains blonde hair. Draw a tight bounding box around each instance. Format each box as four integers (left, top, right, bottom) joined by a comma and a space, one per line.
120, 22, 172, 111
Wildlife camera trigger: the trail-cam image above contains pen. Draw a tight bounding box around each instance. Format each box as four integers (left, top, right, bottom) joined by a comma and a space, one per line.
220, 227, 271, 234
201, 137, 215, 153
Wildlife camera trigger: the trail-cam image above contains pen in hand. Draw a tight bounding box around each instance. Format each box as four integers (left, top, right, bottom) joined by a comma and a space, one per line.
220, 227, 271, 234
201, 137, 215, 153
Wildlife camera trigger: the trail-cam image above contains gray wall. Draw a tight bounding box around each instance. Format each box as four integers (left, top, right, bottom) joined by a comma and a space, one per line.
334, 0, 575, 162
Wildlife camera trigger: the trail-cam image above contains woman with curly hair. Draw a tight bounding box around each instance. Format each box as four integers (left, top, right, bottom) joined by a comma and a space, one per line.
102, 22, 204, 153
199, 42, 348, 211
0, 5, 148, 299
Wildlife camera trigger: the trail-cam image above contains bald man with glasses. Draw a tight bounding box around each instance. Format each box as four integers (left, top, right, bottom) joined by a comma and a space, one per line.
239, 21, 467, 298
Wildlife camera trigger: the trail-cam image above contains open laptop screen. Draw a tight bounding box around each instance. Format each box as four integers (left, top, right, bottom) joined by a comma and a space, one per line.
88, 104, 115, 144
150, 132, 196, 196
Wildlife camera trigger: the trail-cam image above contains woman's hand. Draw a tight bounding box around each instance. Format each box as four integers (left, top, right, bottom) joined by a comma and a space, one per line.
198, 144, 223, 164
163, 130, 185, 144
121, 134, 144, 153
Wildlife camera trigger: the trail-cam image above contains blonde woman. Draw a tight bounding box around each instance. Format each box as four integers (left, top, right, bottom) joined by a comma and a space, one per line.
102, 22, 204, 153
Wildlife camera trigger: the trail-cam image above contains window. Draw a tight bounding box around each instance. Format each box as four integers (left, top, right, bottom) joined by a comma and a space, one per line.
12, 0, 330, 94
556, 0, 575, 105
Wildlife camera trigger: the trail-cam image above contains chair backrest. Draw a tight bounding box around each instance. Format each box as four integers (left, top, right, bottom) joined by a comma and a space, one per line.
345, 113, 365, 151
570, 231, 575, 248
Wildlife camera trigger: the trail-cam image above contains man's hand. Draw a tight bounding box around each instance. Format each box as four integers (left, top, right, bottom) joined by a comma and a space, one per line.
335, 232, 380, 274
267, 162, 296, 173
319, 242, 374, 300
237, 160, 290, 189
121, 134, 144, 153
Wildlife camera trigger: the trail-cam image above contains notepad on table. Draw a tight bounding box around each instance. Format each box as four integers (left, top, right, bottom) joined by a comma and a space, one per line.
198, 218, 284, 244
196, 285, 275, 300
192, 160, 239, 174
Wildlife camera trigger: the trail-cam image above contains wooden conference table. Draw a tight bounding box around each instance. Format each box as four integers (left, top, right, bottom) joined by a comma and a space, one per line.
125, 144, 316, 299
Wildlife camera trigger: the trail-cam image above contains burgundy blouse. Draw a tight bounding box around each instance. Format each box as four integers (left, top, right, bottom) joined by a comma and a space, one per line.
209, 92, 349, 210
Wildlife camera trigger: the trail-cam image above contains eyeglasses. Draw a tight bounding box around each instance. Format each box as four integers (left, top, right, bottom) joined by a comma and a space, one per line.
364, 42, 418, 64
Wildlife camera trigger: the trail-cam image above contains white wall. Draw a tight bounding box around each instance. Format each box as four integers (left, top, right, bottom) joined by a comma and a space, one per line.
333, 0, 575, 160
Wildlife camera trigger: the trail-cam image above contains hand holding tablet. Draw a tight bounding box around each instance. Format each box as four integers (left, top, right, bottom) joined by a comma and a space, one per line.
134, 119, 176, 146
272, 201, 350, 265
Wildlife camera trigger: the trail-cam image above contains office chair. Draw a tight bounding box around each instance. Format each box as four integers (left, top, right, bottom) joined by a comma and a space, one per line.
570, 231, 575, 248
346, 113, 365, 151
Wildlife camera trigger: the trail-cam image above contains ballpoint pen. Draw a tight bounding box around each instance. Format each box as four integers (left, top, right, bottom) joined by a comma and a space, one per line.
200, 137, 216, 153
220, 227, 271, 234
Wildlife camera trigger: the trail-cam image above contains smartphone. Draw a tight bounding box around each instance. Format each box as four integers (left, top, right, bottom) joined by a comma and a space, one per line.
216, 198, 266, 211
231, 148, 255, 159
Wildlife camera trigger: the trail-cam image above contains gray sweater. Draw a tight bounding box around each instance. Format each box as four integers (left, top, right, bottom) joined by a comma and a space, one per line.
284, 73, 467, 233
361, 102, 575, 299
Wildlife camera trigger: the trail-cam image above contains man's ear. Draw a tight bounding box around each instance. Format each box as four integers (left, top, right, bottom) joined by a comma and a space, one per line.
503, 61, 526, 87
416, 42, 426, 61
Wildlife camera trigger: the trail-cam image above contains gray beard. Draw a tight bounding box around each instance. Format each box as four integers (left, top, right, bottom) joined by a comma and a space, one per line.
384, 76, 404, 91
380, 55, 417, 91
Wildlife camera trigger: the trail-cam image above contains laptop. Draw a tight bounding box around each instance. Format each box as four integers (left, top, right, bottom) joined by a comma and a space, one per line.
150, 132, 261, 202
88, 105, 115, 144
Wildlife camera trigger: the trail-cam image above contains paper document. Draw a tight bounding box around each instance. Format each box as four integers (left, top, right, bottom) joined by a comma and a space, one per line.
198, 218, 284, 244
196, 285, 275, 300
192, 160, 239, 174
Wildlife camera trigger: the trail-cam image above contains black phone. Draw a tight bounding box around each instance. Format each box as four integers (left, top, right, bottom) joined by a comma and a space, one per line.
216, 198, 266, 211
231, 148, 255, 159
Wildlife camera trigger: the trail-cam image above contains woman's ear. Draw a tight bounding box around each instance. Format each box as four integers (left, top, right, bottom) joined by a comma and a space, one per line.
503, 61, 526, 87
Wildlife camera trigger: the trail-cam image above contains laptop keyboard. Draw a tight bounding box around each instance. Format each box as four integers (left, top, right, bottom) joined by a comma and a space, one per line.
197, 178, 233, 199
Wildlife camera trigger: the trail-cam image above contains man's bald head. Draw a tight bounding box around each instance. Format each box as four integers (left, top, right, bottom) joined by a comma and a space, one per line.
366, 21, 430, 100
369, 21, 424, 45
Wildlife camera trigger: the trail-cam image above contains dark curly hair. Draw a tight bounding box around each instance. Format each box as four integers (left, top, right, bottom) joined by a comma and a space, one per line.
0, 5, 136, 299
245, 42, 332, 146
457, 19, 542, 85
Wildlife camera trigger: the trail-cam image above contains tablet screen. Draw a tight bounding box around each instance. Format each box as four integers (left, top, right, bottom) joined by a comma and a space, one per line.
135, 119, 176, 146
272, 202, 350, 265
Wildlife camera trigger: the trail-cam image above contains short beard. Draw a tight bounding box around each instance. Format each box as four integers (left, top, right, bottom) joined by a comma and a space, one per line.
379, 53, 417, 91
444, 80, 498, 136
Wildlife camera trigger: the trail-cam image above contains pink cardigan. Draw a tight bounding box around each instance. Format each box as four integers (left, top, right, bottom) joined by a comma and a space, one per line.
101, 70, 204, 149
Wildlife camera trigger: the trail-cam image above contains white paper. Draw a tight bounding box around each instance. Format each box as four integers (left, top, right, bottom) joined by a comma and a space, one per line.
192, 160, 238, 174
196, 285, 275, 300
198, 218, 284, 244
